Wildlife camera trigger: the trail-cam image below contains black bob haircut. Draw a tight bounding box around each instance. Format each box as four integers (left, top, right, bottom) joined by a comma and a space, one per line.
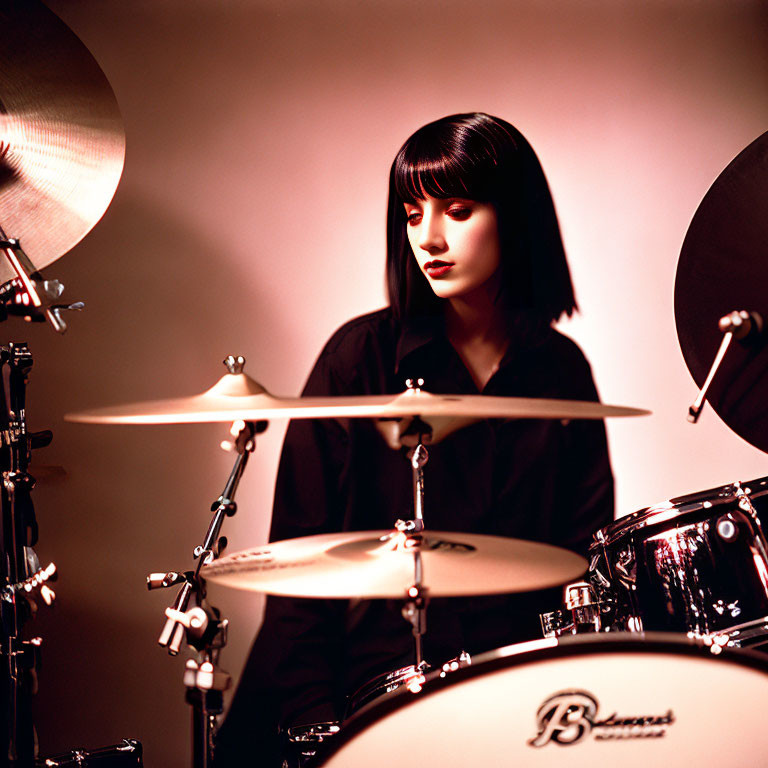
386, 112, 577, 324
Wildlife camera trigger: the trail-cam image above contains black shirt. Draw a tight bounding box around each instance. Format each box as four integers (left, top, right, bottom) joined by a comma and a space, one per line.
215, 307, 613, 766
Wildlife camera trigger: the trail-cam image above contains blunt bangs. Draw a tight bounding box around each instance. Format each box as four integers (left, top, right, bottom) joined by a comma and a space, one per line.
392, 118, 510, 204
394, 148, 489, 204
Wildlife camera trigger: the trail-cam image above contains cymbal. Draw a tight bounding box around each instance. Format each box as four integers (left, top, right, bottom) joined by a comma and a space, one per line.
674, 131, 768, 452
0, 1, 125, 283
201, 530, 587, 598
65, 370, 649, 426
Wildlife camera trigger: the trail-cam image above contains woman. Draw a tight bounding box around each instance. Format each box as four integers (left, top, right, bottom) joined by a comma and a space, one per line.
215, 113, 613, 766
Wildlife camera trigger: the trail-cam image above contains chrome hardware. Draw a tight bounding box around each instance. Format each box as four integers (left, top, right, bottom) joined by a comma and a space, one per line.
564, 581, 594, 610
286, 723, 341, 743
1, 231, 84, 333
541, 581, 602, 637
405, 377, 425, 392
223, 355, 245, 375
614, 547, 636, 587
687, 310, 762, 423
717, 516, 738, 541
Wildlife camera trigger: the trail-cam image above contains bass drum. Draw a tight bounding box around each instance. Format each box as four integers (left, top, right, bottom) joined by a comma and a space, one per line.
589, 476, 768, 643
315, 634, 768, 768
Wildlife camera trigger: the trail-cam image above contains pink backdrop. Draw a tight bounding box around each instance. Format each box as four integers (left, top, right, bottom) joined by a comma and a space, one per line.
7, 0, 768, 764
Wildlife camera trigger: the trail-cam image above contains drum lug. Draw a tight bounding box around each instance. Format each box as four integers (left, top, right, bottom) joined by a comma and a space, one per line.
615, 548, 636, 586
440, 650, 471, 675
283, 722, 342, 768
540, 581, 602, 637
591, 566, 611, 589
736, 483, 762, 525
540, 609, 567, 638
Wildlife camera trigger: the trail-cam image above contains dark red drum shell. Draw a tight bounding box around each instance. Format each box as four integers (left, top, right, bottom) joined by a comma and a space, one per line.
593, 476, 768, 548
589, 477, 768, 637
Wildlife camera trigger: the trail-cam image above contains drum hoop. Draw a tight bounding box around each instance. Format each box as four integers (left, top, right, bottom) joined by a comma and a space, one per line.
314, 632, 768, 765
593, 475, 768, 547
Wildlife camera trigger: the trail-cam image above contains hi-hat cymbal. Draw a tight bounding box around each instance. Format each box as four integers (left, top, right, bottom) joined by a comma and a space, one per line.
201, 530, 587, 598
65, 369, 649, 426
0, 1, 125, 283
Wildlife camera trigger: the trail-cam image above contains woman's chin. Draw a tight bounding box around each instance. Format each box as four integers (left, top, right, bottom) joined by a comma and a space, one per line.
427, 280, 462, 300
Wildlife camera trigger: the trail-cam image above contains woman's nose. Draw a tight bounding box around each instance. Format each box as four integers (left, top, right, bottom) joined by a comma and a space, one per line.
417, 211, 446, 253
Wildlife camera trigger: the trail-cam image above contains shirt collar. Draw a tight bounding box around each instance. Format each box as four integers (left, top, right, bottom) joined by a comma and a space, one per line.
394, 313, 444, 377
393, 309, 554, 381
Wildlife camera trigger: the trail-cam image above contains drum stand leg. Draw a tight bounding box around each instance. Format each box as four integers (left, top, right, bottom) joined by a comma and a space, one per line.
184, 657, 229, 768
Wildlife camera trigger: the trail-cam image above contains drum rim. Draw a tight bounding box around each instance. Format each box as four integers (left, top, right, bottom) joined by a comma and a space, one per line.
345, 663, 427, 719
314, 632, 768, 765
593, 476, 768, 547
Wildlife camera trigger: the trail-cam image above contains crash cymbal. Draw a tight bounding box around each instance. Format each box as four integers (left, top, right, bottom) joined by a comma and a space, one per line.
0, 1, 125, 283
201, 530, 587, 598
675, 131, 768, 452
65, 368, 649, 426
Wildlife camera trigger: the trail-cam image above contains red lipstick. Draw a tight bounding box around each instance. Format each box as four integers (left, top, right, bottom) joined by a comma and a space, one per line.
424, 260, 454, 278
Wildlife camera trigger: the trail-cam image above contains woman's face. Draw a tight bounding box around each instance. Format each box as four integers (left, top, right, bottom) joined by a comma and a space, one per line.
403, 196, 501, 302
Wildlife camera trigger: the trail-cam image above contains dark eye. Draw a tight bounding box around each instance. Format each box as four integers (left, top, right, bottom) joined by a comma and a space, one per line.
406, 211, 422, 225
447, 205, 471, 220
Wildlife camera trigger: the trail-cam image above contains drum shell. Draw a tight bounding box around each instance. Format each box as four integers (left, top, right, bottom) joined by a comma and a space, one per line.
589, 478, 768, 637
315, 633, 768, 768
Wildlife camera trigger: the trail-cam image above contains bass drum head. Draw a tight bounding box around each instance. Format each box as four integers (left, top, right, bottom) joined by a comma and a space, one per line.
316, 634, 768, 768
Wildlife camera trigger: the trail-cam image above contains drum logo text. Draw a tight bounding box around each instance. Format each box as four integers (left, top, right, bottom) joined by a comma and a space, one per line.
528, 690, 674, 747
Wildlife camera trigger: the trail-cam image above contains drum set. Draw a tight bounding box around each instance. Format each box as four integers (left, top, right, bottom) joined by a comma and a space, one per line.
65, 353, 768, 768
3, 2, 768, 767
66, 361, 647, 767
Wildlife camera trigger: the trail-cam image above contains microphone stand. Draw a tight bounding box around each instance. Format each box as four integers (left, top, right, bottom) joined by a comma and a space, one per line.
149, 358, 265, 768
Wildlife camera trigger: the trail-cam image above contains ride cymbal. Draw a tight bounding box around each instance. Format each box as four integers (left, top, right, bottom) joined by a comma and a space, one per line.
201, 530, 587, 598
65, 368, 649, 426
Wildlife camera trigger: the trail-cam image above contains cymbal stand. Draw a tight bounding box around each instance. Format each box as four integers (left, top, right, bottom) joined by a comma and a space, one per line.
0, 343, 57, 767
402, 550, 428, 675
687, 309, 762, 423
394, 380, 431, 536
148, 368, 264, 768
393, 402, 472, 686
393, 399, 432, 676
0, 225, 84, 334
